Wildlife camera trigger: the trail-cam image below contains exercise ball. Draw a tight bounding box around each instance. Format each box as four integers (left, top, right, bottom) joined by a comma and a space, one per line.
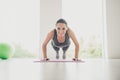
0, 43, 14, 59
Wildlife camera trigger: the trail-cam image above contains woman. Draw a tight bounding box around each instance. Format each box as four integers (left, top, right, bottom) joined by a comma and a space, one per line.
42, 19, 80, 61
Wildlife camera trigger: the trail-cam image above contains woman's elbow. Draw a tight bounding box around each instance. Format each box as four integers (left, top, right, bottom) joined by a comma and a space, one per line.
75, 43, 80, 48
42, 43, 47, 48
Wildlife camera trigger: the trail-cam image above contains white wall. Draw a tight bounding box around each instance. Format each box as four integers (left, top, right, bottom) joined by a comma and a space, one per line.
0, 0, 40, 56
106, 0, 120, 58
40, 0, 62, 58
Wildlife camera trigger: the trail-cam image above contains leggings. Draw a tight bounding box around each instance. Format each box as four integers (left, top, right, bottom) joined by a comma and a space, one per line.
51, 42, 70, 53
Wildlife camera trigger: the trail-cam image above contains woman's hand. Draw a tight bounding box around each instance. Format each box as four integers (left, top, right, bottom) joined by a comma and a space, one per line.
43, 58, 50, 61
72, 58, 79, 61
72, 58, 84, 62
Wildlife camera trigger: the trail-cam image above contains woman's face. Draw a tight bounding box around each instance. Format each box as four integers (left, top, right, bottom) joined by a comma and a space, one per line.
56, 23, 68, 37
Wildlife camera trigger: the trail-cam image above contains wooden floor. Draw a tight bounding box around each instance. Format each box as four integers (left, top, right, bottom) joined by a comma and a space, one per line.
0, 58, 120, 80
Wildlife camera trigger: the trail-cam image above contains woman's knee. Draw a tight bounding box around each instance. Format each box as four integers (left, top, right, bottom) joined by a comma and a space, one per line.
62, 46, 69, 52
54, 47, 60, 52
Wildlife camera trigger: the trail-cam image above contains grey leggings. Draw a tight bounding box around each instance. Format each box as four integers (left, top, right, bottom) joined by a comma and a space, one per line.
51, 42, 70, 53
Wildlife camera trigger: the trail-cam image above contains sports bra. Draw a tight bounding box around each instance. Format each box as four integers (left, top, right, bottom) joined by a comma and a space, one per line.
51, 29, 70, 48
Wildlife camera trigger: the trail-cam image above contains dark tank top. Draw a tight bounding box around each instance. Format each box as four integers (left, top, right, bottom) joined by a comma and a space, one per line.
52, 29, 70, 48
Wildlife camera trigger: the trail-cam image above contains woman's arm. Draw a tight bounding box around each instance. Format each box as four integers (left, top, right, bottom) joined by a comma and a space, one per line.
67, 28, 80, 60
42, 30, 54, 59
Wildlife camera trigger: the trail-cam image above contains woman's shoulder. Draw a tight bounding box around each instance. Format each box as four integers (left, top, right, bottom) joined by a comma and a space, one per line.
48, 29, 55, 35
67, 27, 75, 37
67, 27, 73, 33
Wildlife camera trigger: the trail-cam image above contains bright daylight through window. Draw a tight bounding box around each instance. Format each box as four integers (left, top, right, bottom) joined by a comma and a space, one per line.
62, 0, 104, 58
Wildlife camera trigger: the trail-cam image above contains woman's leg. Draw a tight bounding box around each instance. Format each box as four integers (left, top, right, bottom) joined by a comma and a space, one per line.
51, 42, 60, 59
62, 46, 69, 59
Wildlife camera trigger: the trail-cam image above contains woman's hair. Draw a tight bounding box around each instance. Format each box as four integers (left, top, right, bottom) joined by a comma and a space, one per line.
56, 18, 67, 25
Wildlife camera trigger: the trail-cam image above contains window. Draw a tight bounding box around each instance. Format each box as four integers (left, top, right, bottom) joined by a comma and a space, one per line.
62, 0, 104, 58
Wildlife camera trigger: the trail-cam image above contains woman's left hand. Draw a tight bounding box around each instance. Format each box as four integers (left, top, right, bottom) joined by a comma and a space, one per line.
72, 58, 79, 61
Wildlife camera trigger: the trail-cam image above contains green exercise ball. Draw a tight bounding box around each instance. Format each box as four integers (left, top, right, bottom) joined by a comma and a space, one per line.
0, 43, 14, 59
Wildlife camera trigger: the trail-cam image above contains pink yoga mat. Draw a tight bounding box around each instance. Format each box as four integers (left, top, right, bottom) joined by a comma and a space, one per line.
34, 60, 84, 63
